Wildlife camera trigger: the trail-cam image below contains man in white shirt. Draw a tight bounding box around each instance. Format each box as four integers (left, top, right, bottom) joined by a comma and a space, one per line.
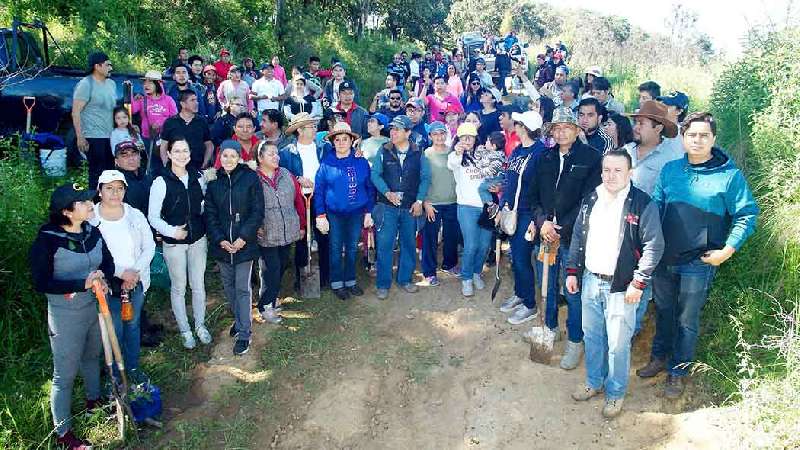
565, 150, 664, 419
250, 63, 286, 114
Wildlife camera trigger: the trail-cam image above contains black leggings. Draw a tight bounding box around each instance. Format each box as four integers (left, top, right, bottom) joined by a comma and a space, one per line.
87, 138, 113, 189
259, 244, 291, 310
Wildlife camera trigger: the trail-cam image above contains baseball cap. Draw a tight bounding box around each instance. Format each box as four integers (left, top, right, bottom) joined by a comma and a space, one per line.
219, 48, 231, 56
475, 57, 486, 65
405, 98, 425, 110
203, 64, 217, 74
339, 80, 356, 92
97, 170, 128, 189
389, 115, 413, 130
87, 52, 110, 72
428, 121, 447, 135
456, 123, 478, 137
220, 139, 242, 154
368, 113, 389, 128
113, 140, 141, 157
657, 91, 689, 110
332, 61, 348, 70
555, 65, 569, 75
511, 111, 543, 132
49, 183, 96, 213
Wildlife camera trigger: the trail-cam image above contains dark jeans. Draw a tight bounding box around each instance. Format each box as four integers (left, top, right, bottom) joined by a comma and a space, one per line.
375, 203, 417, 289
259, 244, 291, 310
86, 138, 113, 189
498, 70, 510, 95
535, 243, 583, 342
651, 260, 717, 376
107, 283, 145, 372
219, 260, 254, 341
295, 203, 330, 287
421, 203, 460, 277
510, 212, 536, 308
328, 212, 364, 289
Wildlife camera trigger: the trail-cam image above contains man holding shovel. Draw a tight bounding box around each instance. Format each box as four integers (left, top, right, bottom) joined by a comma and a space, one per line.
526, 106, 602, 370
564, 150, 664, 418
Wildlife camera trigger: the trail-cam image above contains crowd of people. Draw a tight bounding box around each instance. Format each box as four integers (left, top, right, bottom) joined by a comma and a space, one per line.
40, 35, 760, 448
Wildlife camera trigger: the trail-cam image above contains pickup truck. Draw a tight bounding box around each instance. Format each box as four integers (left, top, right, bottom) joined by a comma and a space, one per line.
458, 31, 530, 90
0, 18, 146, 150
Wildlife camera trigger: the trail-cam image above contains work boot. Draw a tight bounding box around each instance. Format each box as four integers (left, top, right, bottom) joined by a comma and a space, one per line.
602, 398, 624, 418
560, 341, 584, 370
636, 357, 666, 378
664, 375, 685, 399
571, 385, 603, 401
500, 295, 523, 313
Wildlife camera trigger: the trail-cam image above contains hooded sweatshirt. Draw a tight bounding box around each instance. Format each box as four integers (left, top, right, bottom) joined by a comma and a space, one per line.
653, 147, 759, 265
313, 151, 375, 215
131, 92, 178, 139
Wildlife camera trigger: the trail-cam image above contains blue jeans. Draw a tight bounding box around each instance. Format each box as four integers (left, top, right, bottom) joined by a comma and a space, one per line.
633, 284, 653, 335
108, 283, 145, 372
457, 205, 493, 280
581, 272, 636, 400
421, 203, 460, 277
535, 243, 583, 342
510, 212, 535, 308
328, 212, 364, 289
375, 203, 418, 289
651, 260, 717, 376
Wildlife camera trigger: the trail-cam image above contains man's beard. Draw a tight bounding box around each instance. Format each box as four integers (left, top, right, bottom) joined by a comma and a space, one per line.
584, 125, 598, 135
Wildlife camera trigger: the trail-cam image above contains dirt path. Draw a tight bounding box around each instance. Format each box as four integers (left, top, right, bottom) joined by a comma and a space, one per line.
160, 264, 740, 449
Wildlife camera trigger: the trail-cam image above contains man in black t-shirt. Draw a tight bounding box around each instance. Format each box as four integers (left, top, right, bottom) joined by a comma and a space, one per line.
160, 90, 214, 170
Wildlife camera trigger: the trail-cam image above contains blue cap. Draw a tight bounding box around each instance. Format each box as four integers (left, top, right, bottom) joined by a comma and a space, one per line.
369, 113, 389, 128
657, 91, 689, 110
220, 139, 242, 154
389, 115, 413, 130
428, 121, 447, 135
339, 80, 356, 92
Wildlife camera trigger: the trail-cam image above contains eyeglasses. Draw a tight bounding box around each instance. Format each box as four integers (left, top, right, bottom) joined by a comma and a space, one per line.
471, 81, 481, 85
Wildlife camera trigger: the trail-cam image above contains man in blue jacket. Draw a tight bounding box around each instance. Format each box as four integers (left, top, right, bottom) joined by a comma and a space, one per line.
636, 112, 759, 399
371, 115, 431, 299
168, 64, 210, 122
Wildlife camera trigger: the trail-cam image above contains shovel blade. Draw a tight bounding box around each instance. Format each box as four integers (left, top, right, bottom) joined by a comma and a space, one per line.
490, 278, 502, 302
299, 266, 321, 299
529, 340, 555, 365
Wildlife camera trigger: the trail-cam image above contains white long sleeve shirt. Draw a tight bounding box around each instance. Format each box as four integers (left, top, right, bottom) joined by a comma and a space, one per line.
90, 203, 156, 291
447, 151, 486, 208
147, 173, 207, 239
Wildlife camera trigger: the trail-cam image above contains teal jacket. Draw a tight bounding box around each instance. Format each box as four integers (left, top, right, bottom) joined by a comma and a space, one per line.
652, 147, 759, 265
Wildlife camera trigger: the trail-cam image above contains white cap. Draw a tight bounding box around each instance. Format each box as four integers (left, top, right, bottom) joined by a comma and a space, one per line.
97, 170, 128, 189
511, 111, 543, 132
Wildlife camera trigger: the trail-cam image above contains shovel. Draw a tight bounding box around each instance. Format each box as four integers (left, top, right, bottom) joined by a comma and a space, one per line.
529, 239, 560, 364
299, 192, 321, 299
490, 236, 502, 302
92, 280, 139, 441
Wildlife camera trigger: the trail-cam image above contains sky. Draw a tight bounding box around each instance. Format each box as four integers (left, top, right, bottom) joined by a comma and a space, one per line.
538, 0, 797, 58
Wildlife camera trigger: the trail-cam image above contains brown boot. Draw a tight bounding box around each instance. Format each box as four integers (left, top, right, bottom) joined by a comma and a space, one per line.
636, 357, 666, 378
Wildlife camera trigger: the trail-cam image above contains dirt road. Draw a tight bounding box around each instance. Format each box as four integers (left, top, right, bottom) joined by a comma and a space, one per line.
160, 266, 738, 449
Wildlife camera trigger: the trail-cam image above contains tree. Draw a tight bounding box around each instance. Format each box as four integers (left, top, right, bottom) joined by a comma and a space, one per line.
446, 0, 513, 35
511, 3, 562, 40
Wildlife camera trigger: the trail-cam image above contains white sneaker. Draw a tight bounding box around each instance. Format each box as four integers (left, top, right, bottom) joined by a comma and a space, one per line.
507, 305, 538, 325
261, 307, 283, 324
500, 295, 523, 313
473, 274, 485, 290
196, 326, 213, 345
462, 280, 474, 297
180, 331, 196, 349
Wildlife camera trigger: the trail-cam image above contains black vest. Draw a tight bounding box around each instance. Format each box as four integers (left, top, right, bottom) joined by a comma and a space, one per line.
378, 143, 422, 209
160, 168, 206, 245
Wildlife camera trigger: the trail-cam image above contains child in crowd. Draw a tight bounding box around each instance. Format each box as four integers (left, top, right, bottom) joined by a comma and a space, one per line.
110, 106, 145, 156
477, 131, 507, 217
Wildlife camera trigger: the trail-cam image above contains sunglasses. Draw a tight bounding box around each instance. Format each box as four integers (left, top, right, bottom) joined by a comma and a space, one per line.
389, 96, 402, 100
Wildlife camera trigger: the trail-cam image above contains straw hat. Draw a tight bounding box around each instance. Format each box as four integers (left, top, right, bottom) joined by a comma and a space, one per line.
286, 112, 320, 134
627, 100, 678, 138
326, 122, 360, 143
141, 70, 163, 81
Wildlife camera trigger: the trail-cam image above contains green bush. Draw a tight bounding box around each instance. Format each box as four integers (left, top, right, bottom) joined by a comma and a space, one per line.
699, 27, 800, 447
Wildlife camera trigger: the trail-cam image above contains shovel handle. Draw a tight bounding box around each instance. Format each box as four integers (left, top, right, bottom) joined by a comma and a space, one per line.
93, 280, 128, 388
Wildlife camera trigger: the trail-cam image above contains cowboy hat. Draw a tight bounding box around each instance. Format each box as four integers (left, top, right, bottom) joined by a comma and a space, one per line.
628, 100, 678, 138
286, 112, 320, 134
141, 70, 163, 81
326, 122, 360, 143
